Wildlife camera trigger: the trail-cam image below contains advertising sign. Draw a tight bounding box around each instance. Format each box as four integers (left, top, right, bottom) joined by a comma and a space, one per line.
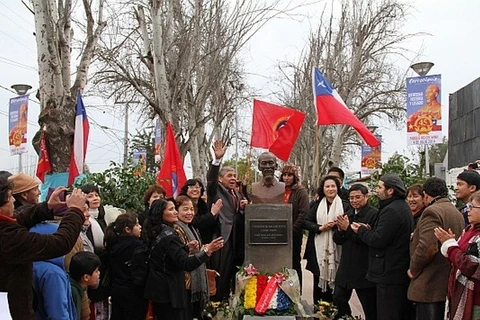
8, 95, 29, 155
406, 74, 442, 145
361, 135, 382, 176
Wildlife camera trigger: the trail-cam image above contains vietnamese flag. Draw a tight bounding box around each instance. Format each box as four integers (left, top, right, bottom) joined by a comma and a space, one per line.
36, 129, 51, 182
157, 122, 187, 197
250, 99, 306, 161
312, 68, 380, 147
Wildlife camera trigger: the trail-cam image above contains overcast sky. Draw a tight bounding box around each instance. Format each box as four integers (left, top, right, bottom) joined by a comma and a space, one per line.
0, 0, 479, 177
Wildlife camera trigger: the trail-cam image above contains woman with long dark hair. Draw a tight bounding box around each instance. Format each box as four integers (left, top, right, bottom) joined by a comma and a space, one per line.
143, 198, 224, 320
304, 175, 352, 304
104, 213, 147, 320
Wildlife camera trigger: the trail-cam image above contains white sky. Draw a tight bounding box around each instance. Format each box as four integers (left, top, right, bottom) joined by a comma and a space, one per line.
0, 0, 479, 177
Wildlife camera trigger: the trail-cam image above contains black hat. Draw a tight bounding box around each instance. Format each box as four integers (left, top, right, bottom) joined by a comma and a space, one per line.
380, 173, 406, 194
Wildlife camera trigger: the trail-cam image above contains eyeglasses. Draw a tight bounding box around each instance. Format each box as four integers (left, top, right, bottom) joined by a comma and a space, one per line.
187, 185, 201, 190
348, 195, 365, 201
466, 203, 480, 210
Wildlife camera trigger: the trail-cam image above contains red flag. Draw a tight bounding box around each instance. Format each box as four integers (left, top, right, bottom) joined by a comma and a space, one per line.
68, 92, 90, 186
250, 99, 306, 161
36, 130, 51, 182
157, 122, 187, 197
313, 68, 380, 147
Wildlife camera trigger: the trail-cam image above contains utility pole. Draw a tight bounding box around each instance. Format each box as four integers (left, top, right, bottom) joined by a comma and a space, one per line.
115, 100, 140, 167
123, 103, 129, 167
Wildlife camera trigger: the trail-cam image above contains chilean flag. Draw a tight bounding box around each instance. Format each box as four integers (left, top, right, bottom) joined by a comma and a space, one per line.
157, 122, 187, 197
68, 92, 90, 186
312, 68, 380, 147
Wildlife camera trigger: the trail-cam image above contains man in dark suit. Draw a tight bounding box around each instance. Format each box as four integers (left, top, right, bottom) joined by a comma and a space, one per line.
207, 140, 248, 301
333, 184, 378, 320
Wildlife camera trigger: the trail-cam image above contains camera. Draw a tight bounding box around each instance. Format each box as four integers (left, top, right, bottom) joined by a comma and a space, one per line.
468, 161, 480, 170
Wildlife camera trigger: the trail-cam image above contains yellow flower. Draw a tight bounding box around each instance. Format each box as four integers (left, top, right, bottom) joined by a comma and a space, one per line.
244, 276, 257, 309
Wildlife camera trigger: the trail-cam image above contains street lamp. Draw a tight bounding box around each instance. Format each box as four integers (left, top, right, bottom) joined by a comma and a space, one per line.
11, 84, 32, 95
409, 61, 434, 177
10, 84, 32, 173
410, 62, 434, 77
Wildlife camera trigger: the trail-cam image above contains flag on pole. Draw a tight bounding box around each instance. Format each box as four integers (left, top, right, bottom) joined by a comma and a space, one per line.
68, 92, 90, 186
157, 122, 187, 197
36, 129, 51, 182
312, 68, 380, 147
250, 99, 306, 161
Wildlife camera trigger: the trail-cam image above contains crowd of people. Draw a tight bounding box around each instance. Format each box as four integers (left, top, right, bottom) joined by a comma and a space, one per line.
1, 144, 480, 320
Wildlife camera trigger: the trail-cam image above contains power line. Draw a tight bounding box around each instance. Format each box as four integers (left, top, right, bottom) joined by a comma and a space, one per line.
0, 29, 36, 54
0, 0, 35, 28
0, 56, 38, 71
0, 10, 35, 36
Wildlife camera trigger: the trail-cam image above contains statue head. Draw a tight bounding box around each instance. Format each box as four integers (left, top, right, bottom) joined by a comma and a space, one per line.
258, 152, 278, 187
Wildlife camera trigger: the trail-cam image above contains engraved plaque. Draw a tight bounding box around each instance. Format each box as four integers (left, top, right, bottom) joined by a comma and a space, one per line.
249, 219, 288, 244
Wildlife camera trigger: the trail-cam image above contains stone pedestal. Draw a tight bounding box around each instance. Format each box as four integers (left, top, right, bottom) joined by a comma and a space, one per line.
244, 204, 292, 273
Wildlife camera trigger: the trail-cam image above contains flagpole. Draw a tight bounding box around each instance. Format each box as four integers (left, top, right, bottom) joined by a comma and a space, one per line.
245, 146, 253, 182
315, 125, 319, 186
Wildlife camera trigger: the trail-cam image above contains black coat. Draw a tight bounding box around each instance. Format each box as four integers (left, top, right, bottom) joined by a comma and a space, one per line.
191, 199, 216, 244
357, 196, 414, 285
144, 225, 209, 308
303, 198, 352, 276
333, 204, 378, 289
108, 236, 144, 293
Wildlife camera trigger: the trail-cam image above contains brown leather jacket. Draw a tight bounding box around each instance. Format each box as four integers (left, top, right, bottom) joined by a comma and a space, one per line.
0, 203, 84, 319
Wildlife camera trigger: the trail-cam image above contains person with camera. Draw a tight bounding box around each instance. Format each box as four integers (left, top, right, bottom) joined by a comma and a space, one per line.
0, 176, 86, 320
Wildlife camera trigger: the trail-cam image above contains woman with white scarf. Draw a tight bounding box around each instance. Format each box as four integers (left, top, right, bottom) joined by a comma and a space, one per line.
81, 184, 109, 320
304, 175, 352, 304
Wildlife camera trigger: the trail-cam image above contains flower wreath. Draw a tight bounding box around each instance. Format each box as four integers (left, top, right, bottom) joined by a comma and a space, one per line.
232, 264, 306, 317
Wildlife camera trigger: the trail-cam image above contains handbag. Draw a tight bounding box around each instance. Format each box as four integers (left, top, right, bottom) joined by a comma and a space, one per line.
206, 269, 220, 296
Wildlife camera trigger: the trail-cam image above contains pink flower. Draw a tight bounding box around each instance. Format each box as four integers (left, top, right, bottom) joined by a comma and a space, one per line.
245, 264, 259, 276
274, 273, 286, 284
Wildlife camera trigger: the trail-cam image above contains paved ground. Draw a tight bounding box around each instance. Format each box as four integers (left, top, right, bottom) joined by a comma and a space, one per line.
300, 236, 365, 318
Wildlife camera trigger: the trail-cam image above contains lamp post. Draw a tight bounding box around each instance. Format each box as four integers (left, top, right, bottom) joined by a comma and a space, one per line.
409, 62, 434, 177
10, 84, 32, 173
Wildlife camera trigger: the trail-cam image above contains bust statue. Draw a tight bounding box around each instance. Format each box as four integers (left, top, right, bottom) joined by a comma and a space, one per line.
251, 152, 285, 204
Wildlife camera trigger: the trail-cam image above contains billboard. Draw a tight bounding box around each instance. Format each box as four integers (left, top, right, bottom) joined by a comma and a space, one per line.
8, 95, 29, 155
406, 74, 443, 145
361, 135, 382, 176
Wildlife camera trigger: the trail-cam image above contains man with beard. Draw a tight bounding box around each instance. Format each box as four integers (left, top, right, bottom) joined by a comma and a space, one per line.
251, 152, 285, 204
351, 174, 414, 320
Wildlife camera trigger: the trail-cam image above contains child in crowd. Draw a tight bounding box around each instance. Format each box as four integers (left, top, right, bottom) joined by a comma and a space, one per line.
104, 213, 147, 320
69, 251, 101, 320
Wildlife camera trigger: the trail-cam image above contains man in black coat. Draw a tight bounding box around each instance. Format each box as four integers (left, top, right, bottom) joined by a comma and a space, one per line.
333, 184, 378, 320
352, 174, 414, 320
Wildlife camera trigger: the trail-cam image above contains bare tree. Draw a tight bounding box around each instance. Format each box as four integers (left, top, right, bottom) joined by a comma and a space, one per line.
278, 0, 420, 186
31, 0, 106, 172
91, 0, 301, 181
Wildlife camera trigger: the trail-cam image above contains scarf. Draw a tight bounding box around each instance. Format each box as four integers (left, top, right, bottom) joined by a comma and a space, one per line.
314, 195, 344, 291
175, 221, 208, 306
89, 209, 104, 249
448, 226, 480, 320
